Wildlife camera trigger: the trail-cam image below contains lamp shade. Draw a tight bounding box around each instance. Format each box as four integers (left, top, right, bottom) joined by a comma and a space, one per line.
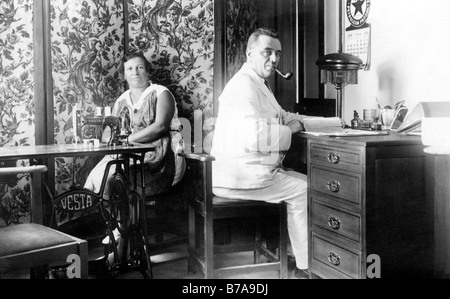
316, 53, 364, 87
316, 53, 363, 71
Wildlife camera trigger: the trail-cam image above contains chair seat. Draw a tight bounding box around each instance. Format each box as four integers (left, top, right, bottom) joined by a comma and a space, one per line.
213, 196, 276, 206
0, 224, 75, 257
0, 165, 89, 279
211, 196, 280, 220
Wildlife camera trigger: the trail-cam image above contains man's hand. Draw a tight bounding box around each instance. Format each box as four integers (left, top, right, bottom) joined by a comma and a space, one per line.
286, 120, 304, 134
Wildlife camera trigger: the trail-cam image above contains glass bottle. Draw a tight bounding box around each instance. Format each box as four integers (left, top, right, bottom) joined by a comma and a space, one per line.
351, 110, 362, 129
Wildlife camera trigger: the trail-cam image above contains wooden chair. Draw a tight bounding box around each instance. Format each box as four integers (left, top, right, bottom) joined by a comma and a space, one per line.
0, 165, 88, 279
180, 153, 288, 279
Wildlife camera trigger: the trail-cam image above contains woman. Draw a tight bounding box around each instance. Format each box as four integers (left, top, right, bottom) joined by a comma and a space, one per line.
83, 53, 186, 266
84, 51, 185, 197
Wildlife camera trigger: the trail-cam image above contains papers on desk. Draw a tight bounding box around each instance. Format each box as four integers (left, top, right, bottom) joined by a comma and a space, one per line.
301, 128, 389, 137
302, 117, 343, 133
301, 117, 389, 137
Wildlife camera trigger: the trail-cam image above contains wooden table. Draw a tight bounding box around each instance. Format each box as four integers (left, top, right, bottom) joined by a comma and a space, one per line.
0, 143, 154, 160
0, 143, 154, 222
425, 146, 450, 156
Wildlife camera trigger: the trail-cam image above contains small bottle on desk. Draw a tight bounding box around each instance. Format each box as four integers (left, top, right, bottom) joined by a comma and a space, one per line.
351, 110, 362, 129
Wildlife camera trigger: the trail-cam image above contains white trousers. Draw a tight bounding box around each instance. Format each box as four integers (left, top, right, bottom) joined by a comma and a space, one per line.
213, 169, 308, 269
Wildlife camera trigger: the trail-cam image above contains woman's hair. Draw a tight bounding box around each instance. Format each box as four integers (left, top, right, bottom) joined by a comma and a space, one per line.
120, 51, 152, 74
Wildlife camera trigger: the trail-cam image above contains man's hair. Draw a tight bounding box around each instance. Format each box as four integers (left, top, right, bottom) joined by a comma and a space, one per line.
247, 28, 279, 51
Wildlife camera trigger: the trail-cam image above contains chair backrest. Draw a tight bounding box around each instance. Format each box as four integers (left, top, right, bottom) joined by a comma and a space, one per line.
0, 165, 48, 226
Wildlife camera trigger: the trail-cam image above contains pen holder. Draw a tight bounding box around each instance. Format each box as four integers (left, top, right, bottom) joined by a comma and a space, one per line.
380, 109, 396, 129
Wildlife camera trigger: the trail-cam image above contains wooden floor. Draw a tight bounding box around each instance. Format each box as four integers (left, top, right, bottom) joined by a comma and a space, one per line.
3, 232, 300, 280
115, 243, 299, 280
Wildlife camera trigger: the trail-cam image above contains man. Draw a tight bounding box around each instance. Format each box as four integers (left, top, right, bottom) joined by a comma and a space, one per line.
210, 28, 309, 279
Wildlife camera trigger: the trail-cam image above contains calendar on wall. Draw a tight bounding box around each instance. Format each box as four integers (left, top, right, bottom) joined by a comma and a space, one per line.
344, 0, 372, 71
345, 24, 371, 71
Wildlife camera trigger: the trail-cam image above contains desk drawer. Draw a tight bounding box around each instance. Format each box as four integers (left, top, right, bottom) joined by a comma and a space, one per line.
310, 166, 361, 206
312, 201, 361, 243
310, 143, 362, 171
311, 233, 361, 279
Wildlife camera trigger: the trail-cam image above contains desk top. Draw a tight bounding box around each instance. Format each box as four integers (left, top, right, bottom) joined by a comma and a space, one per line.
0, 143, 155, 160
424, 146, 450, 156
297, 131, 422, 147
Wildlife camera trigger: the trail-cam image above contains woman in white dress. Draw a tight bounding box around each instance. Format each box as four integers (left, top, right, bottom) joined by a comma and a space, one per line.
83, 52, 186, 267
84, 51, 185, 197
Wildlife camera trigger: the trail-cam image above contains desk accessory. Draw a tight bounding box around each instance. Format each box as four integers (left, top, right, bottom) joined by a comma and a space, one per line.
316, 0, 363, 119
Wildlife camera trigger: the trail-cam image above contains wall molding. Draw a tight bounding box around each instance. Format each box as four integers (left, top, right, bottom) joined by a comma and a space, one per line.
33, 0, 53, 146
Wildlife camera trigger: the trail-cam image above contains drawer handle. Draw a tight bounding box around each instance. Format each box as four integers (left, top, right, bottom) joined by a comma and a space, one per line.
327, 180, 341, 193
328, 217, 341, 230
327, 153, 341, 164
328, 252, 341, 266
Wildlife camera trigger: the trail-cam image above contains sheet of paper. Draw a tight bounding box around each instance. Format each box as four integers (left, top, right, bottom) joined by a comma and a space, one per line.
301, 129, 389, 137
302, 117, 344, 134
327, 129, 389, 137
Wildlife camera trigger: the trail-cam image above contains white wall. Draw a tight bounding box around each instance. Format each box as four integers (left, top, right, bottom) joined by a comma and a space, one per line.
325, 0, 450, 122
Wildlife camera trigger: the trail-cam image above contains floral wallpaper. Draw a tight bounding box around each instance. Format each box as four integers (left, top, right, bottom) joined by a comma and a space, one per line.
0, 0, 35, 226
127, 0, 215, 132
51, 0, 125, 143
225, 0, 258, 82
50, 0, 125, 192
0, 0, 260, 227
1, 0, 217, 226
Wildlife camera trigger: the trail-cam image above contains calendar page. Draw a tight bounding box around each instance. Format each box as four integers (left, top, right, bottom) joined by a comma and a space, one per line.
344, 0, 372, 71
345, 24, 371, 71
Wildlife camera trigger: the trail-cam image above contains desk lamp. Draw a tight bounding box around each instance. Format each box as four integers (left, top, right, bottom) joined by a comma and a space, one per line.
316, 0, 363, 118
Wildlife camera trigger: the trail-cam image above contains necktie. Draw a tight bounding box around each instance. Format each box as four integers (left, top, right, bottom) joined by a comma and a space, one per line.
264, 80, 273, 94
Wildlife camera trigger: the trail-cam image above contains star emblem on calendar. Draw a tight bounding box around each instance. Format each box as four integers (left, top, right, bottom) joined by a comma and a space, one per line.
346, 0, 371, 27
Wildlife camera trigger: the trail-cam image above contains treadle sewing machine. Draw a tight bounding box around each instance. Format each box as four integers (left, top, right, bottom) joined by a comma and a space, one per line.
77, 116, 132, 147
60, 112, 156, 278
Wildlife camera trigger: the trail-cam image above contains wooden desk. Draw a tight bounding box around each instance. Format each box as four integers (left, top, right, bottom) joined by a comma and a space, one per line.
299, 133, 434, 279
425, 146, 450, 278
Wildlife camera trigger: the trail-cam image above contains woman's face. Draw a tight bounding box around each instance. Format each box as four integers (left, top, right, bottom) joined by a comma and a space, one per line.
124, 57, 149, 89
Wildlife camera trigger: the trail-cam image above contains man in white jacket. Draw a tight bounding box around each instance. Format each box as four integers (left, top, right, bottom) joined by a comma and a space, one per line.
211, 28, 309, 278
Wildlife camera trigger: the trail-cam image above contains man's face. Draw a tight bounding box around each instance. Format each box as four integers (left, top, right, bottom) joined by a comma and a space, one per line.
247, 35, 282, 79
